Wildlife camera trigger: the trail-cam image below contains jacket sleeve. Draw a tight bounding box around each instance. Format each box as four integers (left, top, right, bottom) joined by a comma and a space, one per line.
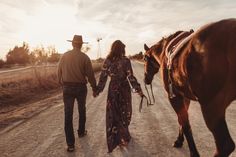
85, 58, 97, 91
97, 59, 109, 93
126, 59, 142, 93
57, 55, 63, 85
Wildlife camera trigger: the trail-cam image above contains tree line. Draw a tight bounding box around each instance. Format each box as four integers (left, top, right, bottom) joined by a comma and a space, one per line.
0, 42, 61, 68
129, 51, 144, 60
0, 42, 144, 69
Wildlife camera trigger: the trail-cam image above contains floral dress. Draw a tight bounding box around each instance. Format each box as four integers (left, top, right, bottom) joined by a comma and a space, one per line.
97, 56, 142, 152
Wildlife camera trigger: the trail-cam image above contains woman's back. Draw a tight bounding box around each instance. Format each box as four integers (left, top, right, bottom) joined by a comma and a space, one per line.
95, 40, 143, 153
105, 56, 130, 82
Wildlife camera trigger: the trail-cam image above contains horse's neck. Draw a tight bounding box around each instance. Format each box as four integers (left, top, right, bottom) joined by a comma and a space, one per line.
165, 32, 194, 69
158, 50, 167, 68
163, 39, 198, 100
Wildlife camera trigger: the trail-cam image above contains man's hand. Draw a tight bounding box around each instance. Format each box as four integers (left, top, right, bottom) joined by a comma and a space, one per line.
93, 90, 99, 97
92, 86, 99, 97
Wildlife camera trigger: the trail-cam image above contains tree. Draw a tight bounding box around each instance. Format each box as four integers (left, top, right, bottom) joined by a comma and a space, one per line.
0, 59, 4, 68
47, 46, 61, 63
6, 42, 30, 65
31, 46, 47, 64
130, 51, 144, 60
28, 52, 37, 64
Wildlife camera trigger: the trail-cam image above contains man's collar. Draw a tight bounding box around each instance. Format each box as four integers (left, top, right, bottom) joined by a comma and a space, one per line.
73, 47, 81, 52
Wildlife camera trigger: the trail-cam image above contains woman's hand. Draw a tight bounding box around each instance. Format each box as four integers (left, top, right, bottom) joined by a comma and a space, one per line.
92, 87, 99, 97
138, 90, 144, 97
93, 91, 99, 97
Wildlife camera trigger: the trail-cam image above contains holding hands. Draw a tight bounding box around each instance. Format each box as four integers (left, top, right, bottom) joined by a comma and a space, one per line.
93, 86, 99, 98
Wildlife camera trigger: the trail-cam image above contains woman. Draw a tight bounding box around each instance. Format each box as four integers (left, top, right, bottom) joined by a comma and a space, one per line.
95, 40, 143, 153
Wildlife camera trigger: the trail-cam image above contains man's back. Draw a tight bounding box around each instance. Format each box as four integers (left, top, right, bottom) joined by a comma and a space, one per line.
58, 48, 96, 88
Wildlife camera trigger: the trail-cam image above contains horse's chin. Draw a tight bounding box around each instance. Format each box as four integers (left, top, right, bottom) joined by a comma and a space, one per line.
144, 77, 153, 85
145, 82, 152, 85
144, 73, 153, 85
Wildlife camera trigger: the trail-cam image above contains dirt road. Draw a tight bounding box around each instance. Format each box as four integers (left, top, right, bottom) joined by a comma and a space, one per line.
0, 61, 235, 157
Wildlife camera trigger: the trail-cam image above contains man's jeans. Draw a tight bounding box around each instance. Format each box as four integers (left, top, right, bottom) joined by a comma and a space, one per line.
63, 84, 87, 146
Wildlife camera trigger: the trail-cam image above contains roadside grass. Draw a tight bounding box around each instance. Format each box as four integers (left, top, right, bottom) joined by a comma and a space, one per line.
0, 62, 102, 108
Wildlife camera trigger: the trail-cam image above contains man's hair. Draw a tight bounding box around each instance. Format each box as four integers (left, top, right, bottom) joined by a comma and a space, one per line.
107, 40, 125, 61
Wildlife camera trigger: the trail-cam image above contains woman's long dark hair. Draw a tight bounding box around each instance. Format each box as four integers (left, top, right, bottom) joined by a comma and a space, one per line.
107, 40, 126, 61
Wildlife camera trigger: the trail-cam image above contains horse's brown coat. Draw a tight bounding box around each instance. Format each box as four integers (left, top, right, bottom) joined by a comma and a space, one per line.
144, 18, 236, 157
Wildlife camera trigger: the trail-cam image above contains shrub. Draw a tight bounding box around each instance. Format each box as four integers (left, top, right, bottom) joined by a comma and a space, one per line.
0, 59, 4, 68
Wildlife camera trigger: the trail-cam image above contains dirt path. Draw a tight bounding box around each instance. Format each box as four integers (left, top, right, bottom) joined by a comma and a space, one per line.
0, 62, 235, 157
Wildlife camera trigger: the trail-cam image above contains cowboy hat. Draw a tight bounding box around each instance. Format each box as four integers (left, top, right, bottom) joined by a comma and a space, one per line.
67, 35, 88, 44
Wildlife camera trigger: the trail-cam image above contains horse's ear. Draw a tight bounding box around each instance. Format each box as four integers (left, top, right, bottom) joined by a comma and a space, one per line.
144, 44, 150, 51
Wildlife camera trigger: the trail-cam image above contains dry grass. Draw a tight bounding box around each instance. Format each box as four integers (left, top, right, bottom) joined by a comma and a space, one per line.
0, 62, 102, 108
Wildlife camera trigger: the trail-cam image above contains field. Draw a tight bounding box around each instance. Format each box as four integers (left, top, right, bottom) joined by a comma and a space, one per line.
0, 62, 102, 109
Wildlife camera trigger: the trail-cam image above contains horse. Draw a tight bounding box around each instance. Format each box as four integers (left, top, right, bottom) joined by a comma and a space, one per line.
143, 18, 236, 157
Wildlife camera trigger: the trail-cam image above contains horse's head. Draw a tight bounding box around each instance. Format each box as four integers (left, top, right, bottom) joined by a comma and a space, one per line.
143, 43, 162, 85
143, 31, 187, 85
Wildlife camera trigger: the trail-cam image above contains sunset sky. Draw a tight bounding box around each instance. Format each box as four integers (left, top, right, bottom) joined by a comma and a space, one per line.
0, 0, 235, 59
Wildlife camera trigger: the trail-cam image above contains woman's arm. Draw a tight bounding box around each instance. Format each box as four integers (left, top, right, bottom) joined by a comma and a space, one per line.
126, 58, 143, 94
97, 59, 110, 94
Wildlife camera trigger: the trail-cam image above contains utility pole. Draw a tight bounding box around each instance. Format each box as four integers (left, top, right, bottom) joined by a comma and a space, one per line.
97, 37, 102, 59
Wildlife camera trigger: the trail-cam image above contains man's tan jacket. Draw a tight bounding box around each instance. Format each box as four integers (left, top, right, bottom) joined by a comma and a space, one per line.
58, 48, 96, 89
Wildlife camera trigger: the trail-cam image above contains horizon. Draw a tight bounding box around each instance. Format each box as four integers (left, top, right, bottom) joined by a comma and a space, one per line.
0, 0, 236, 60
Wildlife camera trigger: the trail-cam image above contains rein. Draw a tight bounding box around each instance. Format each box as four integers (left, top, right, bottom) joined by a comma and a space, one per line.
139, 94, 150, 112
138, 83, 156, 111
138, 83, 155, 112
144, 83, 155, 105
127, 75, 151, 112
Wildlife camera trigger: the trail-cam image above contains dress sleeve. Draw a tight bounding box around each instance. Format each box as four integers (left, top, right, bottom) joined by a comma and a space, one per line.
97, 59, 109, 93
126, 59, 142, 93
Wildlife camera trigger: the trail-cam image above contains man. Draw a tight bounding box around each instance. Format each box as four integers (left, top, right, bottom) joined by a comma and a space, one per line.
58, 35, 97, 152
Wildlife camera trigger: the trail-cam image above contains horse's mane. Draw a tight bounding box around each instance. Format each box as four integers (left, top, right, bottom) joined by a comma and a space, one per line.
153, 31, 183, 48
165, 31, 184, 42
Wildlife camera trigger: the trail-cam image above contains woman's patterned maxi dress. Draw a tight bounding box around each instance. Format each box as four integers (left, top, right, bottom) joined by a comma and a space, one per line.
97, 57, 142, 152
